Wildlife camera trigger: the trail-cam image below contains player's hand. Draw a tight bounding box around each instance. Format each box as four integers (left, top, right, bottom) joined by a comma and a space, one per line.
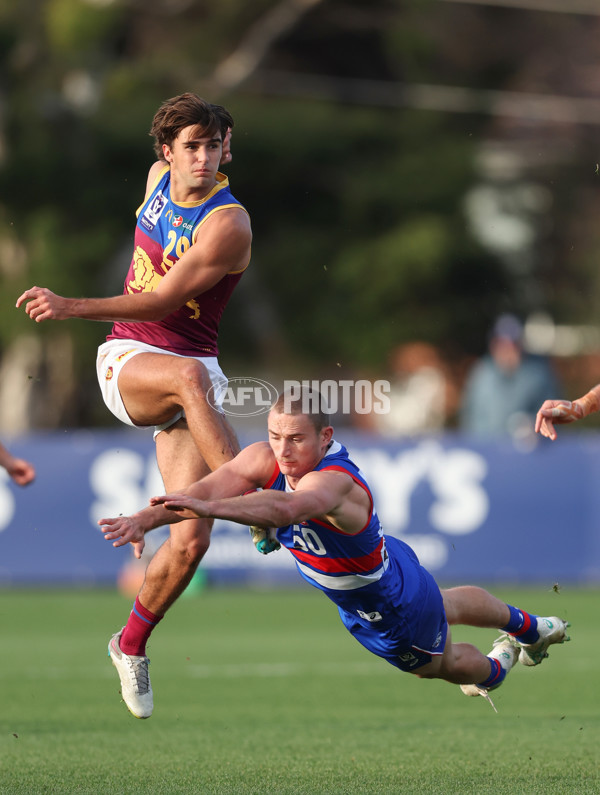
150, 493, 207, 518
535, 400, 583, 440
250, 525, 281, 555
7, 458, 36, 486
220, 127, 232, 165
15, 286, 69, 322
99, 515, 146, 559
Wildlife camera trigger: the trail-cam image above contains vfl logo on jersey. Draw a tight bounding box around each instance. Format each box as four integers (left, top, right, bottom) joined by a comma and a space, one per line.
357, 609, 382, 623
140, 191, 167, 232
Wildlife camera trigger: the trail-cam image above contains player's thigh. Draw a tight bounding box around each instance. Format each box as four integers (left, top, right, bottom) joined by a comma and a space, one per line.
118, 352, 207, 425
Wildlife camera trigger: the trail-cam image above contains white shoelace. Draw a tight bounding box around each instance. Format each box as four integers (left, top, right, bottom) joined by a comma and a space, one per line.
127, 657, 150, 695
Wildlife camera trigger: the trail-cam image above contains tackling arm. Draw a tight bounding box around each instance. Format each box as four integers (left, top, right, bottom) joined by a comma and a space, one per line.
153, 468, 360, 533
99, 443, 273, 556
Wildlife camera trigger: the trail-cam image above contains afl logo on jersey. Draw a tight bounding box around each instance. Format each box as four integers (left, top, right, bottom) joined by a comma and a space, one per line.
105, 366, 114, 381
172, 215, 184, 227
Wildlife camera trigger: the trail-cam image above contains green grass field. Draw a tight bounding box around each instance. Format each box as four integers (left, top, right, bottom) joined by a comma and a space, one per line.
0, 585, 598, 794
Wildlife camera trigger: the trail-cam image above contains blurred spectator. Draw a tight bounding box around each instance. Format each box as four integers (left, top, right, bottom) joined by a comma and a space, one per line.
363, 342, 459, 436
460, 314, 560, 438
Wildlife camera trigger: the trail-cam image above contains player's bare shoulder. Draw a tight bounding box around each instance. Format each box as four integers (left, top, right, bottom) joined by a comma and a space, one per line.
198, 202, 252, 242
300, 467, 353, 490
299, 468, 370, 534
193, 206, 252, 273
236, 442, 276, 474
235, 441, 274, 480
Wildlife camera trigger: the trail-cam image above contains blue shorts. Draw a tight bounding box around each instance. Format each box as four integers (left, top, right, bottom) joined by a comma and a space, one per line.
337, 537, 447, 672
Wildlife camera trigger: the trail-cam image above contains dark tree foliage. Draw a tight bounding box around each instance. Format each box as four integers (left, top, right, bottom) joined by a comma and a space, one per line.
0, 0, 597, 427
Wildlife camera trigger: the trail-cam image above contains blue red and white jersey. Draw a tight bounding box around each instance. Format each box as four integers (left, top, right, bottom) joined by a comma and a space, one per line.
261, 440, 431, 634
108, 165, 249, 357
262, 440, 446, 661
264, 441, 388, 594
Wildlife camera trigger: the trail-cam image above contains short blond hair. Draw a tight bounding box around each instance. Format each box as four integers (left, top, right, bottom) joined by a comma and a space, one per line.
270, 387, 329, 432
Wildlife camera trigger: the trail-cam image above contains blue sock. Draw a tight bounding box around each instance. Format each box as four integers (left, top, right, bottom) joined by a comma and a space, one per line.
501, 605, 539, 644
478, 657, 506, 689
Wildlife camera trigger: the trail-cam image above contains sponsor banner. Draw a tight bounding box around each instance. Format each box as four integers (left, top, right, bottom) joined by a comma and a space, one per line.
0, 429, 599, 585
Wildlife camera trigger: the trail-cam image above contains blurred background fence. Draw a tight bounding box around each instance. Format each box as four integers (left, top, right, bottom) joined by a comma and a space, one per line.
3, 0, 600, 433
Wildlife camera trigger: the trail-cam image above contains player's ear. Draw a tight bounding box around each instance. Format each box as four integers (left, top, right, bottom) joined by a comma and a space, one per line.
162, 143, 173, 163
321, 426, 334, 445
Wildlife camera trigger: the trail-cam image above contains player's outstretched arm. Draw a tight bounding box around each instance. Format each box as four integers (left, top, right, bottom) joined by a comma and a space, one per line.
101, 442, 273, 556
535, 384, 600, 440
535, 400, 582, 440
6, 456, 36, 486
99, 502, 187, 559
16, 207, 250, 325
0, 442, 35, 486
153, 468, 358, 532
15, 284, 176, 324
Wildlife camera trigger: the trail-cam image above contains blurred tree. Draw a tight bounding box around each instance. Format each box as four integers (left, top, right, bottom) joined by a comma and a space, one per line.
0, 0, 598, 429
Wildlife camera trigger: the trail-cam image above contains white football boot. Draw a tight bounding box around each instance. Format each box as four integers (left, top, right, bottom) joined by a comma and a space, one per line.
108, 629, 153, 719
516, 616, 570, 666
460, 635, 521, 712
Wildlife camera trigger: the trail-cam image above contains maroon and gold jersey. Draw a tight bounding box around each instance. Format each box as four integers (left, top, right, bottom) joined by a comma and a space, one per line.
108, 165, 249, 356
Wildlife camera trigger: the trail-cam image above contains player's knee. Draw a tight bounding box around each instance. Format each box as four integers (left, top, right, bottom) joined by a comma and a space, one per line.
411, 655, 445, 681
170, 358, 212, 409
413, 670, 439, 680
187, 533, 210, 562
171, 530, 211, 568
174, 359, 212, 400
